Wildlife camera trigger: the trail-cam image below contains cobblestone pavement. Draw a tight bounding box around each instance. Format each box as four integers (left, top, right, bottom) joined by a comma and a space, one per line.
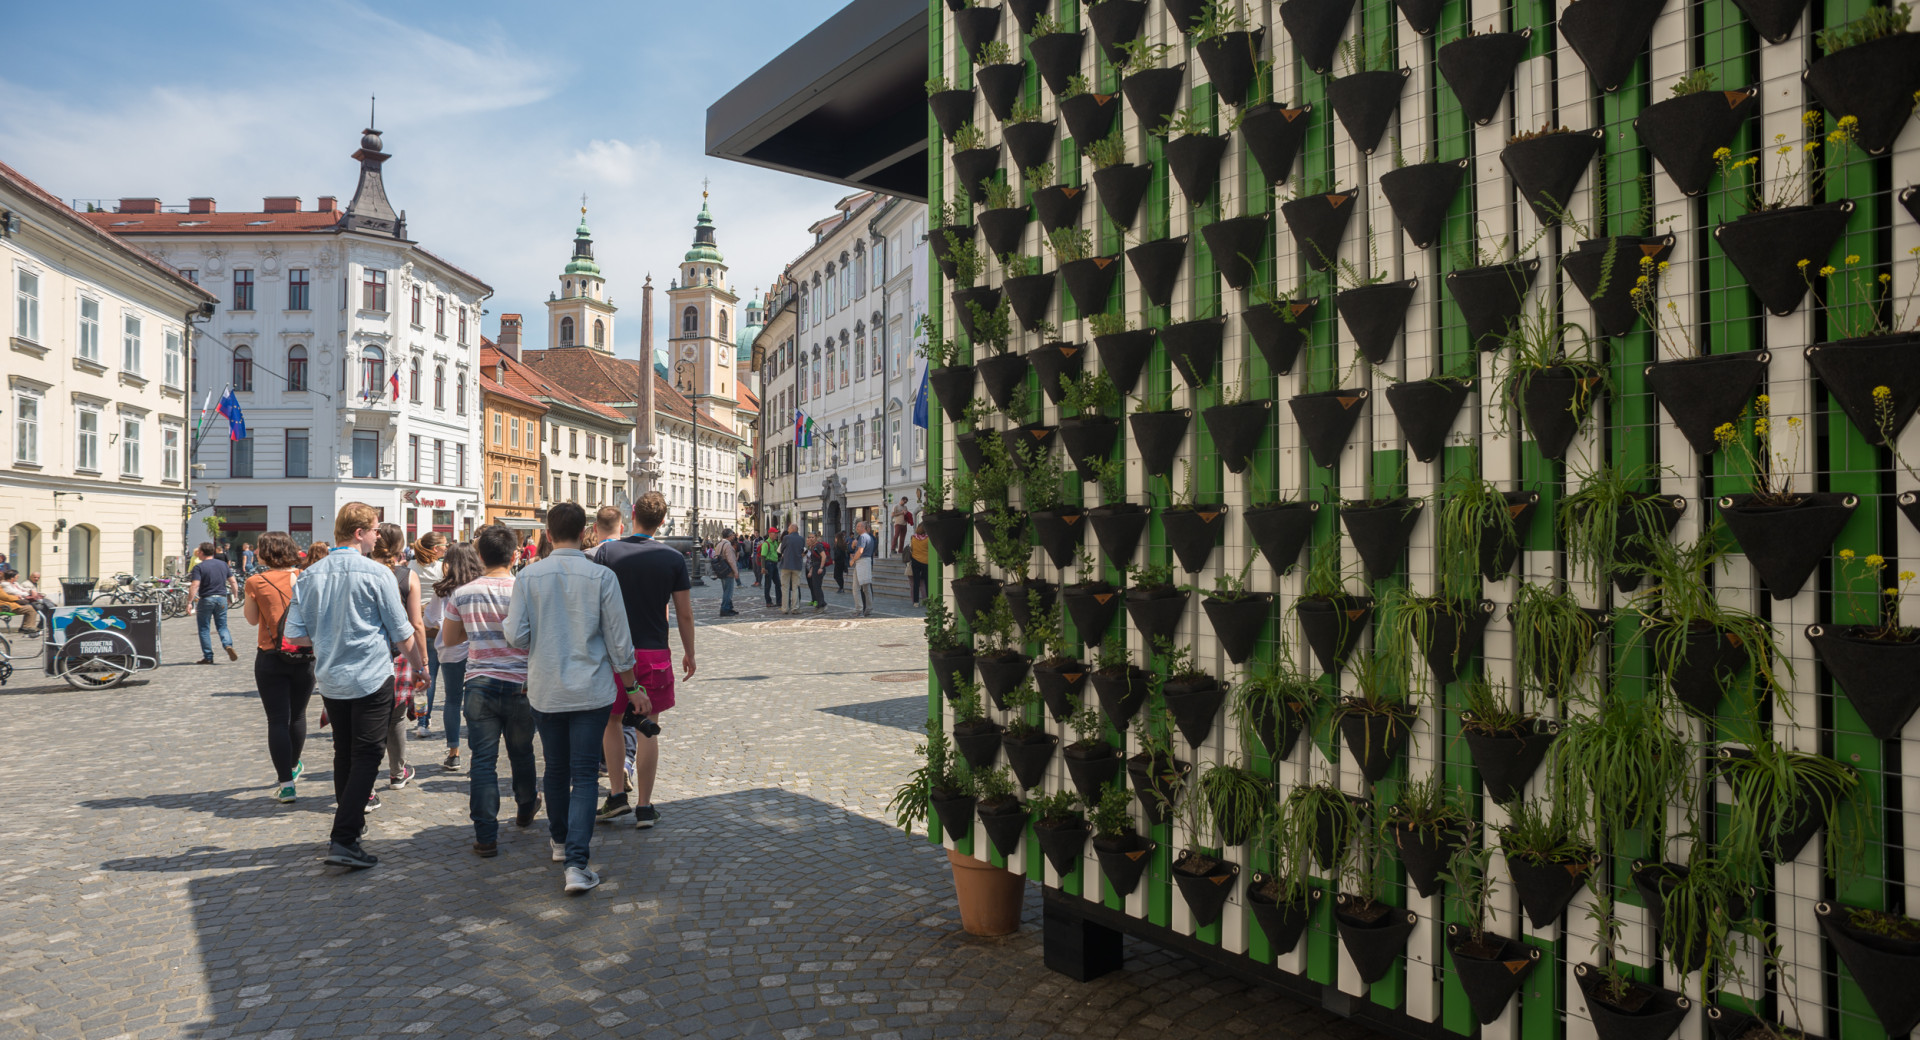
0, 582, 1378, 1040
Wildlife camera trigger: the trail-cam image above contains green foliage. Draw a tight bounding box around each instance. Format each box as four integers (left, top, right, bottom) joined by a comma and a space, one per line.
1008, 97, 1044, 124
1086, 130, 1129, 169
1814, 2, 1910, 51
1457, 675, 1530, 735
1630, 526, 1791, 711
1301, 532, 1359, 599
1191, 0, 1249, 41
1720, 741, 1864, 878
942, 229, 984, 287
1152, 105, 1219, 139
924, 596, 964, 653
1394, 775, 1468, 839
1115, 38, 1173, 75
975, 39, 1013, 65
982, 178, 1018, 210
1510, 582, 1599, 699
1029, 788, 1083, 826
1559, 462, 1669, 590
968, 294, 1014, 354
888, 730, 961, 833
1500, 800, 1589, 865
1668, 67, 1717, 97
1024, 162, 1056, 188
1437, 843, 1498, 945
1029, 12, 1067, 36
1060, 371, 1120, 418
1269, 783, 1362, 903
1090, 455, 1126, 504
1435, 464, 1516, 602
974, 591, 1020, 652
1648, 853, 1752, 995
1094, 631, 1131, 672
1061, 74, 1091, 99
951, 676, 988, 724
925, 76, 952, 95
1337, 24, 1395, 74
1087, 311, 1130, 336
1068, 696, 1106, 745
1554, 696, 1691, 841
921, 471, 950, 512
1000, 252, 1042, 278
951, 121, 987, 153
1233, 658, 1328, 749
1017, 443, 1065, 512
1194, 760, 1270, 848
1048, 226, 1095, 263
1027, 594, 1071, 661
1090, 781, 1136, 838
1128, 560, 1176, 589
974, 765, 1019, 802
1493, 303, 1606, 439
1206, 557, 1258, 601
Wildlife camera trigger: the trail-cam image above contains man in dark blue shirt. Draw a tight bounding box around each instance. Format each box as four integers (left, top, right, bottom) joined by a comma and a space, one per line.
187, 542, 238, 664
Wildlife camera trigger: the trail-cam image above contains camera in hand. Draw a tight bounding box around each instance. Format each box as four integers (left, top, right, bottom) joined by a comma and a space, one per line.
621, 705, 662, 737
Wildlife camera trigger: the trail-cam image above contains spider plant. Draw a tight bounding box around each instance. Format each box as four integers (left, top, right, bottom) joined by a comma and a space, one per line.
1194, 759, 1272, 848
1559, 461, 1672, 589
1553, 695, 1692, 843
1627, 525, 1789, 713
1719, 737, 1865, 877
1509, 582, 1601, 700
1492, 302, 1607, 439
1278, 778, 1367, 877
1233, 656, 1332, 752
1394, 774, 1469, 841
1438, 843, 1501, 948
1434, 462, 1522, 602
1499, 799, 1589, 866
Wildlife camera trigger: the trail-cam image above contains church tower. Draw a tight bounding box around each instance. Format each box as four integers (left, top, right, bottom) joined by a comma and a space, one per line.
545, 200, 617, 353
666, 189, 739, 431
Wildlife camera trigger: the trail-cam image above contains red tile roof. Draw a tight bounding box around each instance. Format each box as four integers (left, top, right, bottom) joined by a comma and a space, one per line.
519, 346, 737, 439
0, 159, 217, 304
79, 210, 343, 234
480, 342, 630, 426
476, 344, 550, 411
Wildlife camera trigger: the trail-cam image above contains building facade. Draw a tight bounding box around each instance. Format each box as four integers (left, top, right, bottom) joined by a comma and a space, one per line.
477, 319, 548, 530
83, 125, 492, 547
2, 159, 218, 583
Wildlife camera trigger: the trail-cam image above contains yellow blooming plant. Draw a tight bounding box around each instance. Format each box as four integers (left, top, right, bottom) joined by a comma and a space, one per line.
1715, 113, 1845, 213
1834, 551, 1918, 641
1631, 256, 1698, 360
1801, 245, 1920, 341
1711, 395, 1804, 504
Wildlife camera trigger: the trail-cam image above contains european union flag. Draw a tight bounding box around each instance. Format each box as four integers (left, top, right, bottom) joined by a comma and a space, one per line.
216, 388, 246, 441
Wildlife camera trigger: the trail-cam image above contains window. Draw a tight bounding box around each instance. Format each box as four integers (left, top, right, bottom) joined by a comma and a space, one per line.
162, 425, 180, 481
915, 422, 926, 462
352, 430, 379, 477
874, 322, 885, 375
493, 413, 503, 445
569, 429, 578, 456
286, 428, 308, 478
118, 417, 141, 476
409, 435, 421, 481
361, 269, 386, 311
854, 330, 865, 382
492, 470, 503, 500
433, 438, 445, 485
233, 269, 254, 311
14, 269, 39, 341
839, 334, 850, 387
840, 260, 851, 307
230, 432, 252, 478
874, 237, 887, 288
14, 392, 38, 463
593, 319, 605, 348
682, 306, 698, 335
812, 348, 821, 397
410, 286, 422, 325
457, 444, 466, 486
553, 475, 561, 502
889, 407, 902, 469
435, 296, 445, 336
286, 345, 307, 390
613, 440, 624, 464
232, 346, 253, 391
853, 417, 865, 462
853, 248, 866, 297
510, 416, 520, 448
459, 307, 468, 344
409, 357, 422, 403
569, 475, 579, 502
360, 346, 385, 398
434, 364, 445, 409
455, 372, 466, 414
560, 316, 575, 346
180, 269, 197, 285
78, 298, 100, 360
289, 506, 313, 548
825, 342, 836, 392
288, 268, 309, 310
719, 311, 729, 340
165, 329, 183, 387
824, 269, 836, 316
587, 434, 597, 460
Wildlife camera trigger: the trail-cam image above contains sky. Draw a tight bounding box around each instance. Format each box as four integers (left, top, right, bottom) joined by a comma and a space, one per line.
0, 0, 857, 360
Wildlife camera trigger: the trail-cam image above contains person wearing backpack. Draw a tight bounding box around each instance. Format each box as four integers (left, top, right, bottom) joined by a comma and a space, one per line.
243, 531, 314, 803
713, 529, 739, 617
760, 527, 782, 609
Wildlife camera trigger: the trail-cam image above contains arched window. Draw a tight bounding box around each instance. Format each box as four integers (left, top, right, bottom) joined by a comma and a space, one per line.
718, 310, 729, 339
285, 345, 306, 391
825, 341, 836, 392
593, 319, 605, 348
852, 244, 866, 299
559, 316, 575, 346
409, 356, 422, 402
839, 330, 850, 387
812, 346, 821, 397
232, 346, 253, 392
360, 345, 385, 397
455, 372, 466, 414
839, 259, 851, 307
888, 402, 903, 469
682, 306, 698, 334
433, 364, 445, 409
853, 325, 865, 381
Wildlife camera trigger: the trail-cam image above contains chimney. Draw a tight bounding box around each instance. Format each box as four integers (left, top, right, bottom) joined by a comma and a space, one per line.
118, 198, 161, 214
317, 196, 339, 213
188, 198, 216, 214
498, 313, 523, 360
263, 196, 302, 213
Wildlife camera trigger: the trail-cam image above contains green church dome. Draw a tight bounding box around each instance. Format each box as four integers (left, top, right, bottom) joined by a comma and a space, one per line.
684, 199, 724, 264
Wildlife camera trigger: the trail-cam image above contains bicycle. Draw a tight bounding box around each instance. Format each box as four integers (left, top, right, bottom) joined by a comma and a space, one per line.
0, 604, 155, 690
89, 574, 140, 607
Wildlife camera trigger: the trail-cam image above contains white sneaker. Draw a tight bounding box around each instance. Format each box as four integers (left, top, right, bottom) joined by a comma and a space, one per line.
550, 840, 566, 862
563, 866, 600, 894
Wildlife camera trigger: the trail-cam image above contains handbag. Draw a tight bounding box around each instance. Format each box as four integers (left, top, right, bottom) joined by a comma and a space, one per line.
264, 573, 313, 660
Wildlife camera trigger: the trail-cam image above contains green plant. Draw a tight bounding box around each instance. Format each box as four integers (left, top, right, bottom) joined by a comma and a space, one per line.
1394, 775, 1468, 840
1090, 456, 1126, 504
1647, 850, 1753, 998
1339, 649, 1413, 718
1087, 130, 1128, 169
1554, 696, 1691, 842
968, 294, 1013, 354
1068, 696, 1106, 746
952, 121, 988, 153
1061, 73, 1091, 99
1437, 843, 1499, 946
1000, 252, 1042, 279
1457, 675, 1530, 735
1509, 123, 1575, 143
1336, 24, 1395, 74
1510, 582, 1599, 698
976, 39, 1013, 65
1301, 532, 1359, 599
982, 178, 1018, 210
1048, 226, 1095, 263
1814, 2, 1910, 51
975, 764, 1019, 802
1094, 631, 1131, 672
1151, 104, 1240, 139
1710, 396, 1805, 505
924, 596, 965, 652
1029, 788, 1083, 826
975, 591, 1021, 651
1128, 561, 1175, 589
1149, 635, 1209, 683
1017, 442, 1065, 512
1003, 681, 1043, 737
1233, 659, 1329, 748
1669, 66, 1717, 97
1559, 462, 1671, 589
1719, 739, 1864, 878
1029, 12, 1067, 36
1009, 97, 1044, 124
1115, 37, 1173, 75
921, 471, 951, 512
888, 730, 962, 833
1024, 161, 1056, 188
1435, 464, 1518, 602
1836, 548, 1919, 640
1090, 780, 1136, 838
957, 553, 986, 580
1128, 381, 1172, 414
1087, 311, 1130, 336
1059, 371, 1120, 418
1713, 111, 1839, 214
1192, 0, 1249, 41
1205, 557, 1258, 601
925, 76, 952, 95
1194, 760, 1269, 847
1804, 245, 1920, 341
951, 675, 988, 724
1028, 593, 1071, 661
1494, 303, 1607, 440
1630, 525, 1790, 710
1500, 800, 1589, 866
1273, 782, 1364, 900
942, 230, 985, 287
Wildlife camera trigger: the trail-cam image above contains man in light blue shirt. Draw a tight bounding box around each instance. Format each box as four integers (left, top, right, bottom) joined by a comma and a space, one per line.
286, 501, 424, 870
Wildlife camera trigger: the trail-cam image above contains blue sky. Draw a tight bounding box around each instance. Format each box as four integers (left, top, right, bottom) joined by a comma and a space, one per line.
0, 0, 856, 358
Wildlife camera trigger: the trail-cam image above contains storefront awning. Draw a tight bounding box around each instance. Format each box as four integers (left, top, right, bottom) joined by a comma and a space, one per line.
705, 0, 928, 201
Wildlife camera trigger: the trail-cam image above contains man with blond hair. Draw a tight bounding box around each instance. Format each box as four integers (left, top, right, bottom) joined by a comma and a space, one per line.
595, 490, 694, 832
585, 505, 623, 559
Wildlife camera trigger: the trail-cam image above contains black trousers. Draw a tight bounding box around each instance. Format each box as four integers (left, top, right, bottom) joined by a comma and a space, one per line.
255, 650, 315, 784
807, 571, 826, 607
324, 681, 393, 847
764, 564, 781, 605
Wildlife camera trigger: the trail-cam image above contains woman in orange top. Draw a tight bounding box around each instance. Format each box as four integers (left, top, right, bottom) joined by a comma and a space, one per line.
242, 532, 313, 802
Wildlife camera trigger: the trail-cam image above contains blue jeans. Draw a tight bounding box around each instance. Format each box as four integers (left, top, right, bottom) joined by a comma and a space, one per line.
464, 676, 535, 845
440, 658, 467, 748
196, 595, 231, 660
719, 575, 735, 612
420, 638, 442, 727
532, 705, 606, 869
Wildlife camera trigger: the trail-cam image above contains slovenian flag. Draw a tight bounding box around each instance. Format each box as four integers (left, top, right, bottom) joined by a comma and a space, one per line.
216, 387, 246, 441
794, 410, 814, 448
389, 369, 401, 401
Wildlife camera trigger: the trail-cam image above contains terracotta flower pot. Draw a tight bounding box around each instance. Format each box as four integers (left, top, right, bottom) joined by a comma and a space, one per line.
947, 847, 1025, 937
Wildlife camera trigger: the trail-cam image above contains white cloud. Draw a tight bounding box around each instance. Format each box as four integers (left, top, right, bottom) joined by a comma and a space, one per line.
567, 139, 659, 188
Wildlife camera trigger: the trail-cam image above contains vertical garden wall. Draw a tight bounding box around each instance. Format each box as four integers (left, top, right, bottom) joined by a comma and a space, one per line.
911, 0, 1920, 1036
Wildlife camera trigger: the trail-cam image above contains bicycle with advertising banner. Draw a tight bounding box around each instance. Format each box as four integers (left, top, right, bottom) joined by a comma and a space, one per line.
35, 604, 161, 689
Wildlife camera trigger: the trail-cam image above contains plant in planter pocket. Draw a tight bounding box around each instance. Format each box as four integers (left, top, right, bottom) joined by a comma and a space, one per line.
971, 590, 1033, 710
1059, 73, 1121, 147
1126, 700, 1191, 828
1055, 371, 1122, 483
1634, 67, 1759, 196
1444, 225, 1546, 350
998, 679, 1059, 790
1087, 456, 1150, 569
1713, 399, 1858, 599
1126, 381, 1191, 478
1333, 238, 1418, 367
1090, 779, 1157, 896
1494, 302, 1608, 462
925, 596, 977, 701
1153, 103, 1242, 206
1804, 4, 1920, 156
1331, 804, 1418, 985
925, 76, 977, 142
1029, 787, 1091, 876
1574, 885, 1695, 1040
1331, 650, 1418, 783
919, 318, 976, 425
1028, 597, 1087, 720
1086, 131, 1151, 232
1199, 556, 1272, 664
1709, 113, 1854, 316
1439, 844, 1542, 1026
1122, 559, 1188, 647
1627, 525, 1788, 718
1024, 14, 1084, 97
1234, 654, 1329, 762
889, 729, 975, 843
1389, 775, 1469, 899
973, 766, 1029, 858
1631, 849, 1758, 985
1295, 533, 1375, 674
1380, 366, 1475, 466
1115, 38, 1185, 140
1194, 758, 1269, 849
1803, 244, 1920, 449
947, 676, 1006, 772
1152, 637, 1226, 747
1458, 676, 1559, 804
970, 40, 1026, 123
1062, 695, 1124, 801
1090, 630, 1151, 730
1510, 581, 1603, 700
1163, 757, 1247, 927
1000, 97, 1056, 175
1202, 368, 1273, 474
1244, 279, 1320, 375
1809, 553, 1920, 739
1635, 263, 1773, 458
1327, 27, 1409, 155
1717, 736, 1863, 876
1062, 541, 1123, 647
1499, 800, 1593, 929
1553, 694, 1691, 843
1191, 0, 1266, 107
1500, 123, 1603, 227
1813, 900, 1920, 1037
949, 121, 1002, 206
1434, 461, 1534, 594
1559, 461, 1684, 593
1245, 791, 1323, 955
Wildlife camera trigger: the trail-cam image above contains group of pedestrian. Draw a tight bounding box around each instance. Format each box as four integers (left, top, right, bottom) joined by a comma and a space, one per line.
239, 491, 694, 895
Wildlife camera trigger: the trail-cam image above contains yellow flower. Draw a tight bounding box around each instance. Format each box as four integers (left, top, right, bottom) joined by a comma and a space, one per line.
1838, 115, 1858, 128
1874, 385, 1893, 401
1657, 261, 1670, 271
1807, 140, 1822, 151
1757, 394, 1770, 405
1787, 416, 1803, 428
1866, 554, 1885, 567
1846, 254, 1861, 265
1714, 422, 1738, 445
1797, 258, 1811, 269
1881, 273, 1892, 284
1820, 265, 1836, 277
1840, 549, 1856, 559
1640, 255, 1654, 268
1777, 145, 1792, 155
1901, 571, 1916, 582
1803, 112, 1822, 129
1755, 417, 1771, 436
1886, 587, 1899, 596
1713, 146, 1732, 160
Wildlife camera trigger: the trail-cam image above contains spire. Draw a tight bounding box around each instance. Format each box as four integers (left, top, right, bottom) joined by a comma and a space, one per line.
342, 116, 405, 238
565, 194, 601, 278
684, 183, 724, 264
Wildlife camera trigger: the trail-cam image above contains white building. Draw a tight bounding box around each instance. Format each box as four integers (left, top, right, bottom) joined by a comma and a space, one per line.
2, 158, 218, 584
83, 124, 491, 548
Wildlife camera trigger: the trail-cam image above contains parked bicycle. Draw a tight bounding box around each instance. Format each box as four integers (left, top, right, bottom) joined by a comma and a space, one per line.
0, 602, 159, 690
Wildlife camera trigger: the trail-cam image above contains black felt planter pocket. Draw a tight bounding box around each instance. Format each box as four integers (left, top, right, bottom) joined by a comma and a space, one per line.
1729, 0, 1810, 41
976, 205, 1031, 261
955, 431, 988, 473
1714, 745, 1835, 863
1063, 582, 1123, 646
1032, 507, 1087, 568
1438, 30, 1529, 125
1089, 503, 1151, 569
1340, 497, 1423, 582
1057, 418, 1120, 483
1805, 34, 1920, 156
1001, 423, 1056, 471
1632, 862, 1754, 973
977, 800, 1028, 858
1248, 698, 1313, 761
1328, 68, 1410, 154
1298, 596, 1374, 674
976, 653, 1034, 709
1094, 834, 1157, 896
1905, 185, 1920, 226
1393, 823, 1466, 898
1203, 593, 1273, 664
1241, 102, 1313, 185
953, 720, 1004, 771
1004, 0, 1046, 32
1647, 350, 1768, 455
1245, 300, 1317, 374
954, 4, 1004, 58
1281, 190, 1359, 272
1172, 852, 1240, 927
1030, 341, 1085, 403
1161, 318, 1225, 388
1807, 331, 1920, 445
1448, 931, 1541, 1025
1478, 491, 1538, 582
1004, 580, 1056, 632
1201, 215, 1269, 289
952, 146, 1004, 204
976, 62, 1026, 122
1807, 624, 1920, 740
1061, 91, 1121, 146
1338, 278, 1419, 364
1718, 491, 1856, 599
1203, 400, 1272, 474
1565, 235, 1674, 337
1002, 119, 1056, 173
1380, 160, 1469, 249
1126, 235, 1189, 309
1635, 88, 1758, 196
1029, 31, 1085, 95
1163, 674, 1227, 746
1814, 901, 1920, 1036
1122, 65, 1186, 133
952, 287, 1003, 342
1124, 585, 1190, 647
1060, 255, 1124, 315
975, 351, 1030, 410
1290, 388, 1368, 468
1018, 675, 1067, 731
1605, 495, 1686, 593
924, 509, 973, 565
932, 224, 971, 280
1196, 29, 1264, 107
1166, 133, 1229, 206
1338, 709, 1413, 783
1086, 0, 1148, 64
1247, 500, 1319, 574
1507, 855, 1590, 929
1448, 261, 1537, 351
953, 574, 1004, 627
1032, 185, 1085, 236
930, 648, 977, 701
1093, 164, 1152, 230
1501, 130, 1603, 225
929, 365, 976, 423
1417, 598, 1493, 687
1248, 883, 1319, 954
1574, 964, 1691, 1040
1096, 331, 1157, 393
1093, 667, 1151, 729
1063, 743, 1123, 801
1395, 0, 1443, 34
1334, 898, 1418, 984
972, 509, 1025, 546
1705, 1005, 1803, 1040
1559, 0, 1667, 92
929, 89, 978, 140
1165, 0, 1208, 31
1130, 407, 1193, 478
1713, 201, 1853, 316
1127, 752, 1189, 824
1034, 819, 1091, 876
1519, 365, 1604, 461
1162, 506, 1228, 574
1386, 378, 1473, 463
1464, 718, 1558, 803
930, 789, 977, 843
1003, 271, 1057, 332
1278, 0, 1357, 73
